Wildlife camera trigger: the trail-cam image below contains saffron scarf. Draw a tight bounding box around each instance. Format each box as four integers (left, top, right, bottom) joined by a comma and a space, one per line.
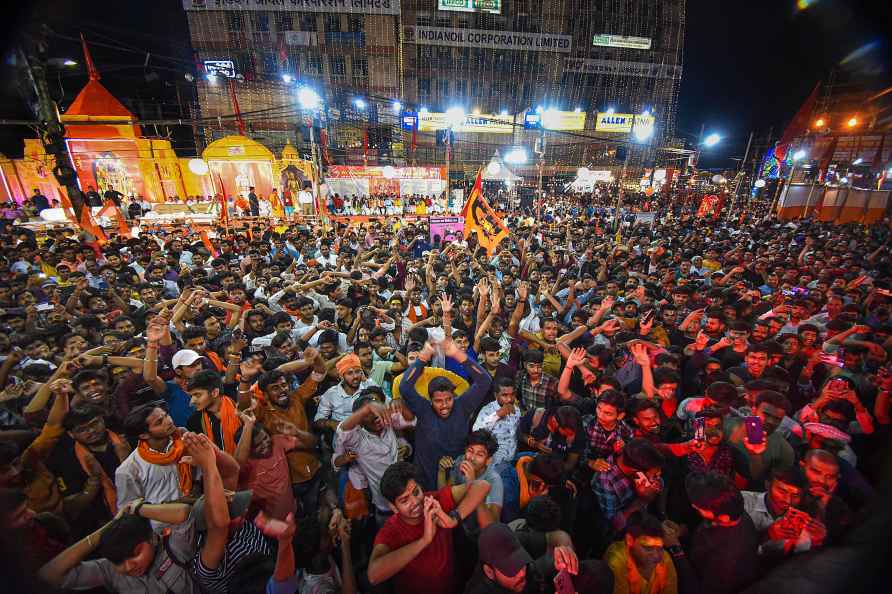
625, 544, 668, 594
137, 435, 193, 496
205, 351, 226, 372
202, 396, 240, 454
74, 431, 131, 515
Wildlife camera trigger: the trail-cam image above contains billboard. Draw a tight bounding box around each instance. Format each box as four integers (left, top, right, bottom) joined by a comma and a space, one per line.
563, 58, 681, 79
541, 110, 586, 131
66, 139, 148, 199
592, 34, 652, 50
438, 0, 501, 13
429, 216, 465, 244
405, 26, 571, 53
594, 113, 636, 133
418, 112, 514, 134
182, 0, 401, 15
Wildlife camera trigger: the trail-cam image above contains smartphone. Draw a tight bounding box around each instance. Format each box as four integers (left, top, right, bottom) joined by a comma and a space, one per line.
834, 347, 846, 369
554, 569, 575, 594
744, 416, 764, 444
36, 303, 55, 312
693, 417, 706, 442
782, 289, 795, 297
642, 309, 655, 325
232, 328, 244, 341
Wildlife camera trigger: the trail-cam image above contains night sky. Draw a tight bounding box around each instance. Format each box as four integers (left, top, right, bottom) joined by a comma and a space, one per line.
0, 0, 888, 167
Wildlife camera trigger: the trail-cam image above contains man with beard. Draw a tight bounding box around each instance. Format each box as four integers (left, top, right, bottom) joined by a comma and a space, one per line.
662, 408, 749, 485
314, 353, 379, 434
729, 390, 795, 488
464, 522, 581, 594
799, 449, 851, 544
186, 370, 242, 455
47, 404, 132, 539
625, 398, 684, 445
241, 349, 325, 517
400, 338, 493, 490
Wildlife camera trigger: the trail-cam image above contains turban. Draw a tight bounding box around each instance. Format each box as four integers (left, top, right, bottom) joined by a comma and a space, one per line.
336, 353, 362, 377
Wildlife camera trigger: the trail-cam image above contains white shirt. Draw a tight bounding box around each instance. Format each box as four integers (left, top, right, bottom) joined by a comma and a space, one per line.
472, 401, 523, 466
314, 379, 378, 424
298, 190, 314, 205
334, 412, 415, 512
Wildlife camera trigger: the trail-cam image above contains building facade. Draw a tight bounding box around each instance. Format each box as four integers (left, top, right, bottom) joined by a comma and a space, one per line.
182, 0, 684, 173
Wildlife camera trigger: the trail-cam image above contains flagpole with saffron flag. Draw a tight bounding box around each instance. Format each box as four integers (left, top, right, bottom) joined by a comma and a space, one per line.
462, 168, 509, 255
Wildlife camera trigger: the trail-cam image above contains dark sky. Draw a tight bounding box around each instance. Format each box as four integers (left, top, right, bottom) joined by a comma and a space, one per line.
0, 0, 888, 165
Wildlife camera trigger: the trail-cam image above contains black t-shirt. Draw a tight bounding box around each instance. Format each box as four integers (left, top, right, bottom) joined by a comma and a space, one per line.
687, 515, 760, 594
46, 435, 121, 538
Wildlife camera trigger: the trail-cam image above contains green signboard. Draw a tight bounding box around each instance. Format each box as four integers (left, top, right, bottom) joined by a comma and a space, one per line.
438, 0, 502, 14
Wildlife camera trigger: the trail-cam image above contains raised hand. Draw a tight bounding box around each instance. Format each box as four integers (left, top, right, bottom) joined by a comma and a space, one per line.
567, 347, 587, 369
440, 292, 454, 317
404, 275, 416, 293
182, 432, 216, 469
477, 277, 490, 298
440, 337, 462, 359
255, 511, 297, 541
239, 358, 263, 380
517, 281, 529, 301
629, 343, 651, 367
145, 323, 166, 343
422, 496, 439, 544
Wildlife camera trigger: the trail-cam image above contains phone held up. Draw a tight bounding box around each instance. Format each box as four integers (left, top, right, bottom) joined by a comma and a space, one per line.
744, 415, 764, 445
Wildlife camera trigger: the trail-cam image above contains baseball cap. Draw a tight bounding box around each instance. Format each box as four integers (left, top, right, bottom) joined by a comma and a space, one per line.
478, 523, 533, 577
172, 349, 202, 369
191, 490, 253, 531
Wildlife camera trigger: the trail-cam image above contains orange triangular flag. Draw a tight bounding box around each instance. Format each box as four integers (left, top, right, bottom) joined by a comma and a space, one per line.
79, 207, 107, 244
462, 169, 509, 255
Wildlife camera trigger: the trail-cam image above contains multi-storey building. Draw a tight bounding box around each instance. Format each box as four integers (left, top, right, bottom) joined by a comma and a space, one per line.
182, 0, 684, 175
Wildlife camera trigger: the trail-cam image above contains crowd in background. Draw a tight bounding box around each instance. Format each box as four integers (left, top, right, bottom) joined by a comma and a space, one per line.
0, 196, 889, 594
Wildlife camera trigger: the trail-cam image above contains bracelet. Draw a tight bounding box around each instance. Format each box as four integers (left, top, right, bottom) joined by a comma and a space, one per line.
133, 500, 146, 517
448, 509, 462, 523
101, 354, 108, 366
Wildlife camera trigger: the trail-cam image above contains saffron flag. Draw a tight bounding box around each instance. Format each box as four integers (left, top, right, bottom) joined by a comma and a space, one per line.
79, 207, 107, 244
462, 170, 509, 255
200, 229, 219, 258
217, 193, 229, 227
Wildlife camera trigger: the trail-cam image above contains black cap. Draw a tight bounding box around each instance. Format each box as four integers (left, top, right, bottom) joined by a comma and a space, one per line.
479, 523, 533, 578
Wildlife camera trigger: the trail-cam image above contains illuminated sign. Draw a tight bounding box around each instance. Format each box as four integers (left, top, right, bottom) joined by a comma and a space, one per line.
541, 110, 586, 131
438, 0, 501, 13
203, 60, 236, 78
595, 113, 655, 134
182, 0, 401, 15
419, 111, 514, 134
405, 26, 571, 53
401, 112, 418, 131
592, 34, 652, 50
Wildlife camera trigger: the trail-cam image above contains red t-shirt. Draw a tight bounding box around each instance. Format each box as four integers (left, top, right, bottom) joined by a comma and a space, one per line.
373, 486, 457, 594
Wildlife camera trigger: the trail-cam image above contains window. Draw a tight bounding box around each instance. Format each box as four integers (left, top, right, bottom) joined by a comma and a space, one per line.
325, 15, 341, 33
416, 13, 432, 26
330, 56, 346, 76
470, 79, 479, 98
435, 16, 451, 27
226, 13, 242, 31
418, 78, 431, 96
437, 79, 449, 97
353, 57, 368, 77
455, 79, 467, 98
301, 14, 317, 31
275, 13, 292, 31
436, 46, 452, 66
306, 53, 323, 75
262, 52, 277, 73
349, 15, 364, 33
252, 13, 270, 32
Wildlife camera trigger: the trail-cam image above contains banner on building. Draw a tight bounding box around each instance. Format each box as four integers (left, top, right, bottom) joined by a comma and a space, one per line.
438, 0, 500, 13
405, 26, 572, 53
541, 110, 586, 131
594, 112, 655, 134
563, 58, 681, 79
418, 112, 514, 134
284, 31, 318, 46
592, 34, 652, 50
182, 0, 401, 15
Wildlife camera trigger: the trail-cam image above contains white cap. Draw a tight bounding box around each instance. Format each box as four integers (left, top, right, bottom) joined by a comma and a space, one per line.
172, 349, 202, 369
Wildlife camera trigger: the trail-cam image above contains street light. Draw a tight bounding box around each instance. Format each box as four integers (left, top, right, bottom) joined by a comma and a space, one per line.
297, 87, 321, 110
703, 133, 722, 147
354, 98, 366, 110
853, 158, 864, 165
814, 118, 826, 128
281, 74, 293, 83
505, 147, 528, 164
445, 106, 466, 128
62, 59, 77, 66
847, 117, 859, 128
486, 160, 502, 175
392, 101, 402, 113
793, 149, 807, 161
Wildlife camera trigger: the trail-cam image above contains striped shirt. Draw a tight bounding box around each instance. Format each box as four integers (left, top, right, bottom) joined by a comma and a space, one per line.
191, 519, 274, 593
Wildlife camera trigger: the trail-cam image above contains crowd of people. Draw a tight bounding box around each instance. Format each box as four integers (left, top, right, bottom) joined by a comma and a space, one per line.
0, 194, 890, 594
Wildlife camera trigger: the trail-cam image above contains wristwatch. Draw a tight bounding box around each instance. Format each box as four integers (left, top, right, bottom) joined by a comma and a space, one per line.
666, 544, 684, 558
448, 509, 462, 524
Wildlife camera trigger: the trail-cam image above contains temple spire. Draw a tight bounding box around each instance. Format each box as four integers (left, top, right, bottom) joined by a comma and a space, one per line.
80, 33, 100, 81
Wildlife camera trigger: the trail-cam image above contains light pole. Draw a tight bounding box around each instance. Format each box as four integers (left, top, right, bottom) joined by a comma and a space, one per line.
445, 107, 465, 202
614, 112, 655, 241
298, 87, 323, 214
